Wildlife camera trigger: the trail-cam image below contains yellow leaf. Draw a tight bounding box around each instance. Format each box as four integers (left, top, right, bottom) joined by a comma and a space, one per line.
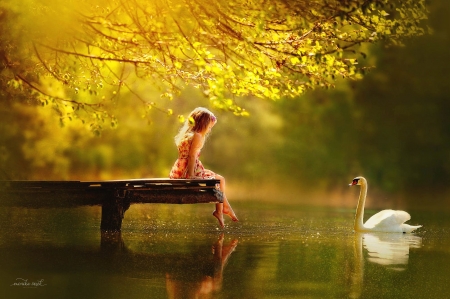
174, 61, 182, 69
290, 57, 300, 64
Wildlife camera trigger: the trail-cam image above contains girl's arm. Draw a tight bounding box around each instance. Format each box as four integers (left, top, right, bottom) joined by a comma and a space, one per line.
186, 133, 203, 178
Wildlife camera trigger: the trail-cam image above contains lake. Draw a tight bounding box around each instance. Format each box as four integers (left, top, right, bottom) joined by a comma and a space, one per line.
1, 199, 449, 299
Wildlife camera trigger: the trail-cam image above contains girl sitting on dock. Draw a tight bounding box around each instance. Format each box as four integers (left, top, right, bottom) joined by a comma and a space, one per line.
169, 107, 238, 228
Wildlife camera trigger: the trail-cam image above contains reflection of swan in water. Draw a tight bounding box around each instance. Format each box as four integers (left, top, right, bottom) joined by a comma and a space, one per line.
349, 232, 423, 298
349, 177, 422, 233
362, 232, 422, 270
165, 233, 238, 299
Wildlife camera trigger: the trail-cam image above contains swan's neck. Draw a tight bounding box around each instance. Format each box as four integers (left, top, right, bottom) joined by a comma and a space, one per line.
354, 180, 367, 231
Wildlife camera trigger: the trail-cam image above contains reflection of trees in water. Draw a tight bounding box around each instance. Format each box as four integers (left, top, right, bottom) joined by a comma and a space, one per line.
1, 231, 238, 298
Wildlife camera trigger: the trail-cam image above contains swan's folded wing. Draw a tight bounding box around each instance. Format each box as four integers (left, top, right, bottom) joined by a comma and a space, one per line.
364, 210, 411, 229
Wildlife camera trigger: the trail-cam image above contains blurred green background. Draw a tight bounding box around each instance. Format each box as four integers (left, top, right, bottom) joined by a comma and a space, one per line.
1, 0, 449, 208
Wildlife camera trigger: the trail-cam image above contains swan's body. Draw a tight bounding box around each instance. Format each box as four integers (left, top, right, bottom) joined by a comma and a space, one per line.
350, 177, 421, 233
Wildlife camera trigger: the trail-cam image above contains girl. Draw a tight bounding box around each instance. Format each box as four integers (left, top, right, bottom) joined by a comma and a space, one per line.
169, 107, 238, 228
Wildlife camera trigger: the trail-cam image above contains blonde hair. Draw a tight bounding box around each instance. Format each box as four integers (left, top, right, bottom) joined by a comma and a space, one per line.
174, 107, 217, 146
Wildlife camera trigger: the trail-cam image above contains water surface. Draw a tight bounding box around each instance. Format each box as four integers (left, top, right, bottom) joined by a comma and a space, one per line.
1, 200, 449, 298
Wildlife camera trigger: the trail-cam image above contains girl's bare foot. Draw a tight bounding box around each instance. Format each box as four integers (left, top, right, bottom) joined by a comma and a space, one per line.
223, 209, 238, 222
213, 211, 225, 228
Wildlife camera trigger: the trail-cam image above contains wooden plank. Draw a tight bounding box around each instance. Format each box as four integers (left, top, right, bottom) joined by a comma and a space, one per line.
0, 179, 222, 208
0, 179, 220, 190
83, 178, 219, 188
127, 185, 214, 190
127, 189, 223, 204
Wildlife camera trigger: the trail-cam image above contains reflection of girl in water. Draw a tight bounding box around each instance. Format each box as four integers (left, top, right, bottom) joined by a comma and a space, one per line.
165, 234, 238, 299
169, 107, 238, 228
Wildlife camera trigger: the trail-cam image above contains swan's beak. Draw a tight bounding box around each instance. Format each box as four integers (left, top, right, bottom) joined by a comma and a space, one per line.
349, 179, 359, 186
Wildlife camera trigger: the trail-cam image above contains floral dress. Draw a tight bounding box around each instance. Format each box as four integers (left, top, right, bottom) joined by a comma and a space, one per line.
169, 137, 216, 179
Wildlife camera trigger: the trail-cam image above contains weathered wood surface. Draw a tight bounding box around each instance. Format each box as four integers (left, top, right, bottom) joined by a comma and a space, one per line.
0, 178, 223, 207
0, 178, 223, 231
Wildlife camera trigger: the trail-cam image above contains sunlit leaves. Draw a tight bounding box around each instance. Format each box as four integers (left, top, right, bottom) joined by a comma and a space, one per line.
0, 0, 429, 126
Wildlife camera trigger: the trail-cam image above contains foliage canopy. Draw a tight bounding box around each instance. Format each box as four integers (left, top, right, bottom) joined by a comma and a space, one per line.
1, 0, 428, 126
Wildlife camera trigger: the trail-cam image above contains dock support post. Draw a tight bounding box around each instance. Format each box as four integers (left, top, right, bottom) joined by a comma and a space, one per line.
100, 190, 130, 231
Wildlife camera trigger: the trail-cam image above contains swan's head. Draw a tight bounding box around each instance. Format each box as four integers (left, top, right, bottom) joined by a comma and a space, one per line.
349, 176, 366, 186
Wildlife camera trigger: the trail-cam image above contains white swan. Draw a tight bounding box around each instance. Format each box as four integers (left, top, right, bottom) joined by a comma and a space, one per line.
349, 176, 421, 233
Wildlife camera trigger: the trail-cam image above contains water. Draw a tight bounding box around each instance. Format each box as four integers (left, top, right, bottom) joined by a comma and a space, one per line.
1, 200, 449, 299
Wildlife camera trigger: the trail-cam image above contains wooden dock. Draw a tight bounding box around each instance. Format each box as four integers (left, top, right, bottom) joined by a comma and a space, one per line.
0, 179, 223, 231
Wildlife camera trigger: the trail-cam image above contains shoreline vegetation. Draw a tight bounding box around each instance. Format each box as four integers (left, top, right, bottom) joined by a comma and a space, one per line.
228, 180, 450, 212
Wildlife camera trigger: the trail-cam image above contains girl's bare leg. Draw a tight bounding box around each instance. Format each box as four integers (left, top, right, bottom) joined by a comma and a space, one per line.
213, 203, 224, 228
215, 174, 238, 222
212, 203, 224, 228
